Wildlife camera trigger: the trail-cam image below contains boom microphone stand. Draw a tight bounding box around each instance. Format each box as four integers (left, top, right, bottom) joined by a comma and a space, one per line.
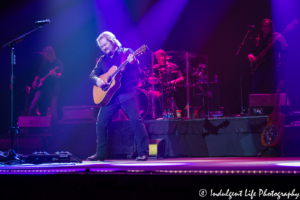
0, 21, 48, 163
236, 26, 253, 116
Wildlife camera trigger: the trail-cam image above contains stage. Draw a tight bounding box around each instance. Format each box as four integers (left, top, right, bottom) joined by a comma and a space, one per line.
1, 116, 300, 199
1, 115, 300, 159
1, 157, 300, 175
1, 157, 300, 199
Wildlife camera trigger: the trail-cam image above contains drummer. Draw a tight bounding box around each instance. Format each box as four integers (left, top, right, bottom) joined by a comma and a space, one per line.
154, 49, 184, 88
153, 49, 184, 110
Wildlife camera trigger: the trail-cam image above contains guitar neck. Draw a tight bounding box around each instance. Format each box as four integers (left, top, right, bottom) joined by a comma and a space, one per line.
257, 29, 290, 60
41, 74, 50, 81
107, 45, 147, 79
111, 60, 129, 77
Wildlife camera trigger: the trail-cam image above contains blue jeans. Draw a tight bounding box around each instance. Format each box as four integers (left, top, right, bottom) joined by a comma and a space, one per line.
28, 90, 59, 125
95, 95, 149, 157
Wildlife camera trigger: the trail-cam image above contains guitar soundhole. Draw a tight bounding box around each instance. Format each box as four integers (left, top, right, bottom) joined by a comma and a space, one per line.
102, 85, 110, 91
263, 125, 279, 146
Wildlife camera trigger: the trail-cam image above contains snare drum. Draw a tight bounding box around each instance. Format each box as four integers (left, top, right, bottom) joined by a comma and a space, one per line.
121, 88, 161, 119
147, 73, 161, 84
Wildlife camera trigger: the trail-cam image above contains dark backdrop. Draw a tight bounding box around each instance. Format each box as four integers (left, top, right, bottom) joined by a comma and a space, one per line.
0, 0, 299, 134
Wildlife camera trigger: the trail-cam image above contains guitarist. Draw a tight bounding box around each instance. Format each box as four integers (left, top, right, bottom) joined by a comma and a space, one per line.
88, 31, 149, 161
28, 46, 63, 127
248, 19, 288, 94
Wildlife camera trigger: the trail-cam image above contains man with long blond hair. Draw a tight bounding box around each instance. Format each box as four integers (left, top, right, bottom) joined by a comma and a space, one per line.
88, 31, 149, 161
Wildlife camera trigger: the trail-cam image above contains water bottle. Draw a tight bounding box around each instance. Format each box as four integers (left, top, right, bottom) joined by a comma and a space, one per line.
163, 110, 167, 119
199, 75, 203, 84
167, 109, 172, 118
214, 74, 218, 82
204, 75, 208, 83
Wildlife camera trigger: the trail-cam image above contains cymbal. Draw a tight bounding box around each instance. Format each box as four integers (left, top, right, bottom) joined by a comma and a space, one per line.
178, 53, 198, 60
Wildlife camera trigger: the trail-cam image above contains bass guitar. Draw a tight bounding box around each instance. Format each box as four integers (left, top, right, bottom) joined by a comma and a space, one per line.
250, 19, 297, 73
93, 45, 148, 106
261, 81, 285, 147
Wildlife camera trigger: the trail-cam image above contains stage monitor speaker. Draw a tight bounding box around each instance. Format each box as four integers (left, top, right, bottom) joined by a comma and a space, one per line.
149, 139, 165, 158
18, 116, 51, 135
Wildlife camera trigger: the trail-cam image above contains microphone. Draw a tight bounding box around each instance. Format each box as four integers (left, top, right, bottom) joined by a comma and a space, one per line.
35, 19, 50, 25
247, 25, 255, 29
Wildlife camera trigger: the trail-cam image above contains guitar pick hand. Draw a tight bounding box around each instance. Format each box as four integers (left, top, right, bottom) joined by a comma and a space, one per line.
127, 54, 136, 64
96, 78, 106, 87
49, 69, 58, 76
248, 54, 255, 62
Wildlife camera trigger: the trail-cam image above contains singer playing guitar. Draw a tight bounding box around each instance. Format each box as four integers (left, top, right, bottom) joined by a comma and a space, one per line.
248, 18, 288, 94
88, 31, 149, 162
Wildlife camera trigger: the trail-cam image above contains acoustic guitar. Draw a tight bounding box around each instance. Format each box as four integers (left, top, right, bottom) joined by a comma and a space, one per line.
93, 45, 148, 106
261, 81, 285, 147
250, 19, 297, 73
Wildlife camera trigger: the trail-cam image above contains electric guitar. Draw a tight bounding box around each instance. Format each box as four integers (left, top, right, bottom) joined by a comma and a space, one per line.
93, 45, 148, 106
261, 81, 285, 147
250, 19, 298, 73
34, 66, 59, 89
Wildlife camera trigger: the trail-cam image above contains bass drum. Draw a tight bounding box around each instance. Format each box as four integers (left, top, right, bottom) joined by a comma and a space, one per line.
121, 89, 161, 119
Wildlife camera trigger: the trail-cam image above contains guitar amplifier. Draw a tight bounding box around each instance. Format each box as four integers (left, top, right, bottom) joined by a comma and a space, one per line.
249, 93, 289, 116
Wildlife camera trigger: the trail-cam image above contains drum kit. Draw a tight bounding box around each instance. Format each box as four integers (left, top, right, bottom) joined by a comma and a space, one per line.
122, 51, 208, 119
122, 65, 165, 119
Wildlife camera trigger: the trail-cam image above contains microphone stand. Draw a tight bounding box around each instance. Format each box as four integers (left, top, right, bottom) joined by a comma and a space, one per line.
236, 29, 251, 116
1, 25, 44, 163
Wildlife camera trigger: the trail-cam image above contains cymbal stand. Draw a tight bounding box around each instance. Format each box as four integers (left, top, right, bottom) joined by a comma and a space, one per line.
236, 29, 251, 116
185, 52, 190, 118
151, 52, 155, 118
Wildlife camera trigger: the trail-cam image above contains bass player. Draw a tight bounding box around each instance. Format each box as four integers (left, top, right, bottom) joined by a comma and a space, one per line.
28, 46, 63, 127
248, 18, 288, 94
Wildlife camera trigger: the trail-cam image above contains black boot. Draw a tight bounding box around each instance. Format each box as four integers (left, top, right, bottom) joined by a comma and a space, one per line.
135, 155, 148, 161
87, 154, 105, 161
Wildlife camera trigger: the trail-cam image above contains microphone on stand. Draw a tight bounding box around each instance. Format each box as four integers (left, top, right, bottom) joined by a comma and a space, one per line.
247, 25, 255, 39
35, 19, 50, 25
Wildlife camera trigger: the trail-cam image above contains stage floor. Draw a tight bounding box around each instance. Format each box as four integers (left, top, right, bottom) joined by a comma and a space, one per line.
1, 157, 300, 175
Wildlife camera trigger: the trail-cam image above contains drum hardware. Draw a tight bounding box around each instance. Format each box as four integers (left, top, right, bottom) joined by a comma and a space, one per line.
177, 52, 199, 60
121, 88, 161, 119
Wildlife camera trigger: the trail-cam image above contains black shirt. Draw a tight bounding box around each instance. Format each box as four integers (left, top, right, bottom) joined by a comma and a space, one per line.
251, 33, 284, 72
38, 59, 63, 92
89, 47, 139, 103
153, 62, 183, 83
